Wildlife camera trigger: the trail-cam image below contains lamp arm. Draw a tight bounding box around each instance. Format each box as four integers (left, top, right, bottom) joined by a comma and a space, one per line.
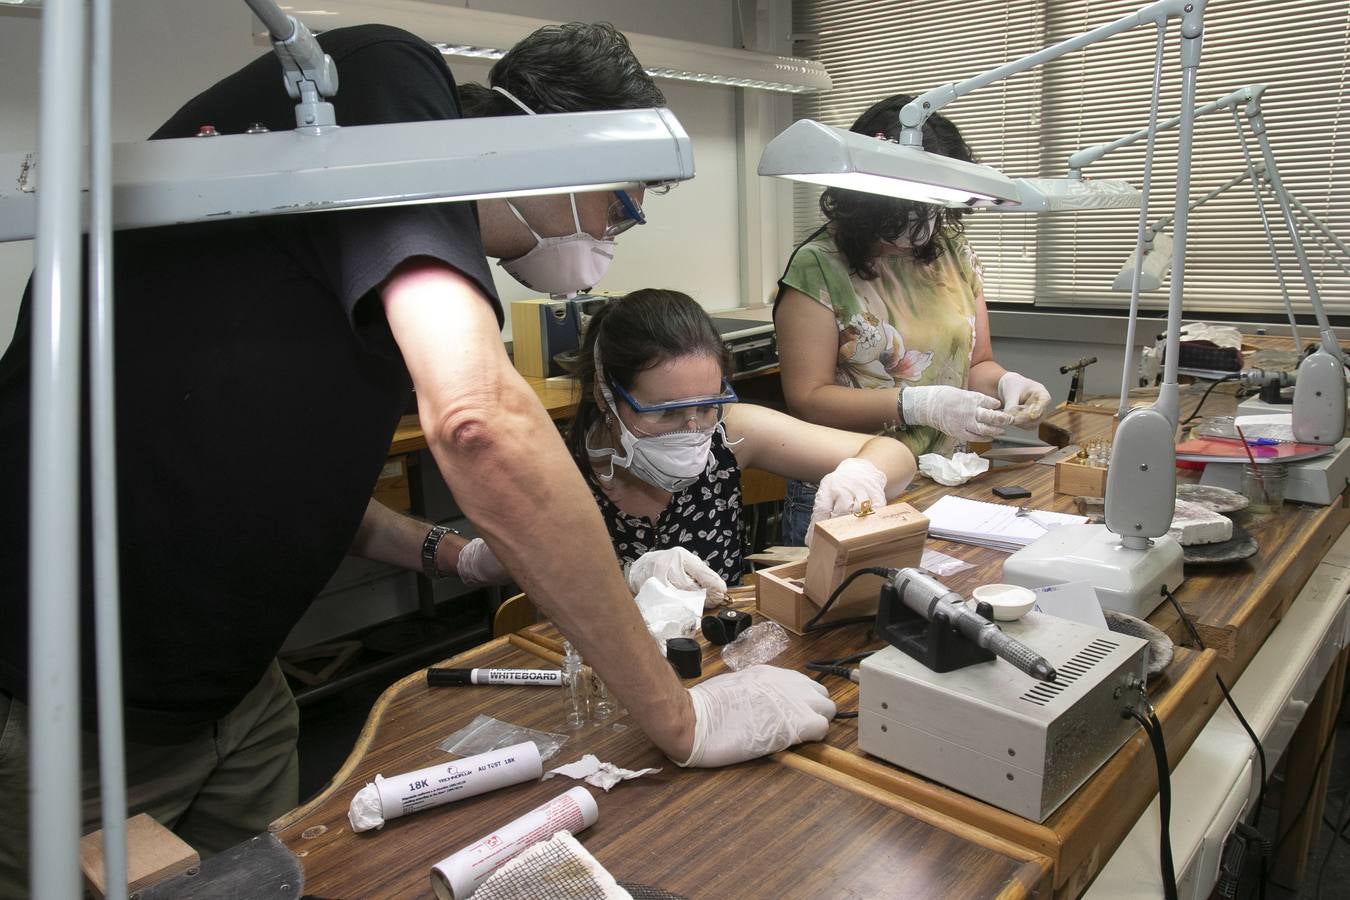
1246, 97, 1339, 356
1284, 192, 1350, 267
898, 0, 1201, 146
1153, 1, 1207, 429
1067, 84, 1265, 175
243, 0, 339, 129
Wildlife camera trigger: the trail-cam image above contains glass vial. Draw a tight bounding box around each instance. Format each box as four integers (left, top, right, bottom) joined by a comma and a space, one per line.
561, 640, 590, 729
1242, 463, 1288, 513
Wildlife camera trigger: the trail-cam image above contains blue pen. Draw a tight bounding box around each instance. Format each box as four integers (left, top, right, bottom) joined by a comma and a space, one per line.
1246, 437, 1279, 446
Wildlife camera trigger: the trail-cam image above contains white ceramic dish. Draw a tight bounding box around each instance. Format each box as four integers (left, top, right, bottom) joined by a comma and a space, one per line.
970, 583, 1037, 621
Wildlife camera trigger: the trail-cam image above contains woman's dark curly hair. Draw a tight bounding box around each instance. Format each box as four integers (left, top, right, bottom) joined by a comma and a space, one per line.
820, 94, 976, 278
459, 22, 665, 116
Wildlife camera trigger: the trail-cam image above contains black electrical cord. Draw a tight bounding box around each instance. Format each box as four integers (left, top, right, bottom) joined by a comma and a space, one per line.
1162, 585, 1272, 896
1162, 588, 1269, 826
806, 651, 874, 720
802, 566, 896, 633
1180, 374, 1240, 426
1129, 708, 1180, 900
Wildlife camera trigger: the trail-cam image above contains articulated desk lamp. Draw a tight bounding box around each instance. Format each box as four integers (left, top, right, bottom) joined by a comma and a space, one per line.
761, 0, 1211, 616
1077, 85, 1347, 445
4, 0, 695, 896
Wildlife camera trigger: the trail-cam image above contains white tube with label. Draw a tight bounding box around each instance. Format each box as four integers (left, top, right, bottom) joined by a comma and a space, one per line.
429, 786, 599, 900
348, 741, 542, 832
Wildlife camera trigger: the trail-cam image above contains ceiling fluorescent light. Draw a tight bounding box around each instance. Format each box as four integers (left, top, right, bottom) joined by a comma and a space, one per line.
758, 119, 1022, 207
258, 0, 832, 94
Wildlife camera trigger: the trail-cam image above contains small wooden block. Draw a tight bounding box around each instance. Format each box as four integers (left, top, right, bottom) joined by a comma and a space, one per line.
804, 502, 928, 607
1054, 458, 1109, 497
756, 503, 928, 634
80, 813, 199, 899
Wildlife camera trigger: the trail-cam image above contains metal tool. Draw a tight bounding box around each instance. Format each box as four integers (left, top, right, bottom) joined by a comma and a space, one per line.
1015, 507, 1059, 531
886, 569, 1057, 682
1059, 356, 1099, 404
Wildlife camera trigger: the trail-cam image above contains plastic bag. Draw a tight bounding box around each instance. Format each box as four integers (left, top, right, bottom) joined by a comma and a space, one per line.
720, 621, 790, 671
439, 714, 569, 762
919, 548, 976, 577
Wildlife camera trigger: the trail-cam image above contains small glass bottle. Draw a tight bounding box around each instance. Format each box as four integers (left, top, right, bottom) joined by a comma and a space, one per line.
590, 672, 617, 721
561, 640, 590, 729
1242, 463, 1288, 513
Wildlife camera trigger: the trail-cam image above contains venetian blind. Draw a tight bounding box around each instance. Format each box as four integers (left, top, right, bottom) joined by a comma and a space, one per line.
790, 0, 1046, 303
792, 0, 1350, 319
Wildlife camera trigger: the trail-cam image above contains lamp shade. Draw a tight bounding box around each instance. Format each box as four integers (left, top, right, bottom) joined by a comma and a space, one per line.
757, 119, 1022, 207
0, 106, 694, 242
1111, 231, 1174, 291
991, 177, 1140, 213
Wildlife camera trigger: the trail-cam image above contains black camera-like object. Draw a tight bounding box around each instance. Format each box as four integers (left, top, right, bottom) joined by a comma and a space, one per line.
701, 609, 752, 645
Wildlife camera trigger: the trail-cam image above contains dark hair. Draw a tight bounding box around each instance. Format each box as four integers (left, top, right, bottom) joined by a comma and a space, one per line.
459, 22, 665, 117
820, 94, 976, 277
565, 289, 731, 485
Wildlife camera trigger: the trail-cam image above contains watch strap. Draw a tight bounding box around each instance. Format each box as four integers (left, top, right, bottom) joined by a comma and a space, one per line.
421, 524, 456, 580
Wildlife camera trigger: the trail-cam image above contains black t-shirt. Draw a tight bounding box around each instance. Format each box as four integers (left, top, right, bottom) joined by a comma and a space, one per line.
0, 25, 501, 729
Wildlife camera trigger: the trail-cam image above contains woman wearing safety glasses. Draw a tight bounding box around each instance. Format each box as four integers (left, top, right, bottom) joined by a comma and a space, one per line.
559, 289, 918, 599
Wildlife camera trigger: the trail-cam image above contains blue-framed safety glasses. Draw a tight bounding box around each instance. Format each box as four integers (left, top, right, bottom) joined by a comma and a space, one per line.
609, 377, 739, 433
603, 190, 646, 239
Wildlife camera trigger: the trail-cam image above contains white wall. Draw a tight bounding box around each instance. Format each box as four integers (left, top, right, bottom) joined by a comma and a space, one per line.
0, 0, 745, 351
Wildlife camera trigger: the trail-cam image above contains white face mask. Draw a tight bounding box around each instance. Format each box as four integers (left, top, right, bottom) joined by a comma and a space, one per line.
486, 85, 616, 296
584, 347, 714, 492
586, 416, 713, 493
498, 194, 616, 296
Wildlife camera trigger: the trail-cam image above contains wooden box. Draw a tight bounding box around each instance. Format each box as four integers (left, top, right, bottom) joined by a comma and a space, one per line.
757, 502, 928, 634
1054, 458, 1108, 498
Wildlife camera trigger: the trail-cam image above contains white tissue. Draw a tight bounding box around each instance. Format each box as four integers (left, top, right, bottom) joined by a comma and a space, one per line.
1179, 322, 1243, 349
918, 452, 990, 487
348, 783, 384, 832
543, 754, 662, 792
633, 577, 704, 645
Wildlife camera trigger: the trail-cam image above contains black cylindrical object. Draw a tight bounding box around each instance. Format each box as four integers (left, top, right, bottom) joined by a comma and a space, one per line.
701, 609, 752, 645
666, 637, 702, 679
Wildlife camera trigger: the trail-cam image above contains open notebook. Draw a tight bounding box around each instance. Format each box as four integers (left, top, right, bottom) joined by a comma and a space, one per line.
923, 495, 1089, 552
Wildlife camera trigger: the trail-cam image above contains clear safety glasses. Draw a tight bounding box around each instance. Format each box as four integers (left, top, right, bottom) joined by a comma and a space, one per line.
609, 378, 739, 434
602, 190, 646, 240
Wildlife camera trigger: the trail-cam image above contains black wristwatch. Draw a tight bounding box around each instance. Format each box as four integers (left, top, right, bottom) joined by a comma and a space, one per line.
421, 524, 458, 580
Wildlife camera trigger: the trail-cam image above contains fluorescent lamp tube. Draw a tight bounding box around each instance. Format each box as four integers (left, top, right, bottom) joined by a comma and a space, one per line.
758, 119, 1022, 208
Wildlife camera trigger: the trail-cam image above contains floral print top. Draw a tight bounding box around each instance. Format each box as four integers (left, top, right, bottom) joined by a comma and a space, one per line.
778, 229, 984, 457
591, 429, 745, 585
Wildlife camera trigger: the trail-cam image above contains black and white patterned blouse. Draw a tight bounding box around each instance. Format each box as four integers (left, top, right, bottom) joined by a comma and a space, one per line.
591, 430, 745, 585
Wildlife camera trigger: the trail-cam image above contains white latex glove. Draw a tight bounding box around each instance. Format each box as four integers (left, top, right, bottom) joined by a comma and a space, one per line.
625, 547, 728, 604
677, 665, 836, 767
901, 384, 1014, 442
997, 371, 1052, 426
811, 457, 888, 526
456, 537, 512, 586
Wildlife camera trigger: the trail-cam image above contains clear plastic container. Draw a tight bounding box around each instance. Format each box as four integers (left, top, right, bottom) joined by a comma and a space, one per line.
1242, 463, 1288, 513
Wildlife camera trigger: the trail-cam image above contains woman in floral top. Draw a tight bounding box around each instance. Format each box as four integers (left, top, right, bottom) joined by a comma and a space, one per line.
774, 94, 1052, 545
564, 289, 917, 588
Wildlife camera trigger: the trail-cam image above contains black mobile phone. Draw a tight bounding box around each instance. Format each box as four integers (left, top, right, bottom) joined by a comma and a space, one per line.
993, 485, 1032, 500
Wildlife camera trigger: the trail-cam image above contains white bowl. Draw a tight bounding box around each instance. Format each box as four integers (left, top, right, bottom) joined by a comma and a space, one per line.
970, 584, 1037, 621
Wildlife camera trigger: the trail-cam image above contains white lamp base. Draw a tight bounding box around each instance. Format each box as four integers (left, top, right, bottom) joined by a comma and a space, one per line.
1000, 524, 1184, 619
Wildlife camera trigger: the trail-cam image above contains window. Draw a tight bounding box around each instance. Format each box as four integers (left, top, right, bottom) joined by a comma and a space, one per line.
792, 0, 1350, 320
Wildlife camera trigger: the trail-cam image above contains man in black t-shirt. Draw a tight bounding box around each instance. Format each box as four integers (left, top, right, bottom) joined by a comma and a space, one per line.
0, 22, 834, 893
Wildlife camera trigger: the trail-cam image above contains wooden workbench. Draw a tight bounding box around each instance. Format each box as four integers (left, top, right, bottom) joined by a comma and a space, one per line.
273, 640, 1051, 898
287, 339, 1346, 898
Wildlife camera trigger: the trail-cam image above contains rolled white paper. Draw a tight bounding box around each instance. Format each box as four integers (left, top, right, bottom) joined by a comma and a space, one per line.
429, 786, 599, 900
348, 741, 543, 833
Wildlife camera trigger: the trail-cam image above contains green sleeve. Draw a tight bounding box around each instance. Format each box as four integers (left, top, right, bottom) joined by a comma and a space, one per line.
779, 244, 836, 314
